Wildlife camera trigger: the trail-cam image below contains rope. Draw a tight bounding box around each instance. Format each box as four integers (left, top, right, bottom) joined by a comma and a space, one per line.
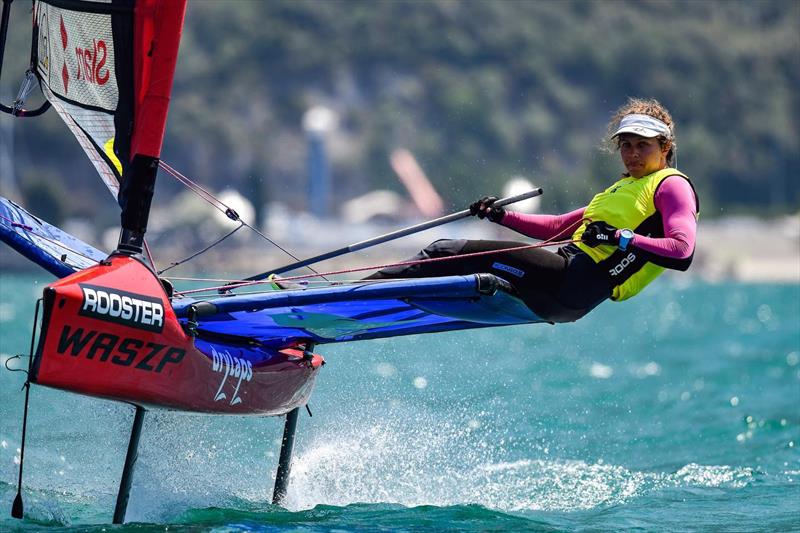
158, 161, 328, 280
0, 212, 33, 232
159, 161, 229, 212
176, 237, 582, 296
4, 160, 591, 300
173, 216, 589, 296
0, 213, 103, 268
143, 239, 157, 270
4, 354, 29, 376
158, 222, 245, 275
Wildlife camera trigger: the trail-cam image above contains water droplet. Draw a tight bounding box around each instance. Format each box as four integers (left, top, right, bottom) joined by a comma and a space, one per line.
375, 362, 397, 378
680, 391, 691, 401
0, 440, 7, 449
413, 376, 427, 389
756, 304, 772, 323
662, 301, 681, 322
730, 396, 740, 407
635, 361, 661, 378
787, 352, 799, 366
589, 362, 613, 379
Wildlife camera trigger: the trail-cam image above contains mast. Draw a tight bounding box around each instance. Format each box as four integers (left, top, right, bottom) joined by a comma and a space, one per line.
117, 0, 187, 253
1, 0, 187, 255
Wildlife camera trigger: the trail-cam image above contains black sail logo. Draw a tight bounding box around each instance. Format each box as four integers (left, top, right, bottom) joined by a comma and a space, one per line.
79, 284, 165, 333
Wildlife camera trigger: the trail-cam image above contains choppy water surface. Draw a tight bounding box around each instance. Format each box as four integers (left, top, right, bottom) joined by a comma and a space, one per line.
0, 273, 798, 532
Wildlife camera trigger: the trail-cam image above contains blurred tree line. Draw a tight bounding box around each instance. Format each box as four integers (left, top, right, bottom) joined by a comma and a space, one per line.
1, 0, 797, 226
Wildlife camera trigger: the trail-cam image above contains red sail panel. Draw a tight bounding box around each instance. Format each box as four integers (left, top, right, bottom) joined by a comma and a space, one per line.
131, 0, 186, 159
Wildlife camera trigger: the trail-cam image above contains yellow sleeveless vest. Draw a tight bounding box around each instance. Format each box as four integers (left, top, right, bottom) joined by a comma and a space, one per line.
572, 168, 694, 301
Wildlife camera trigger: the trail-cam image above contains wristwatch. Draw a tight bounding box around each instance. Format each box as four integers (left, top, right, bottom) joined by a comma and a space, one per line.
618, 229, 634, 251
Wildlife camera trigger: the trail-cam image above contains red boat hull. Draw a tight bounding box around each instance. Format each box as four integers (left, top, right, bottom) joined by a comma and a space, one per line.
31, 254, 322, 416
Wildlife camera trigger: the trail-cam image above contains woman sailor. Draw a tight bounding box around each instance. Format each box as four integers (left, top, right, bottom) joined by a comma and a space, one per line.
366, 98, 699, 323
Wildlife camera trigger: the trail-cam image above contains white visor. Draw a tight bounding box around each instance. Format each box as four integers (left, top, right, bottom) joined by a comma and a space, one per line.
612, 113, 672, 139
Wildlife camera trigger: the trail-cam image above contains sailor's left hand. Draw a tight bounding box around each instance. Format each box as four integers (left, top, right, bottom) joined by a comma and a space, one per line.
469, 196, 506, 222
581, 221, 619, 247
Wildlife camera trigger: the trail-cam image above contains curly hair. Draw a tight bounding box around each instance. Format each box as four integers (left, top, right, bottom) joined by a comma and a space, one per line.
607, 97, 677, 168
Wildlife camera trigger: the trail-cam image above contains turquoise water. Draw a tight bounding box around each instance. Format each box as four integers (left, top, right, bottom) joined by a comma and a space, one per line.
0, 273, 798, 532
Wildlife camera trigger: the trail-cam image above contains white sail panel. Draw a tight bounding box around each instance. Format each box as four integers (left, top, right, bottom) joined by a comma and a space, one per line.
36, 2, 119, 111
41, 85, 122, 196
33, 0, 127, 197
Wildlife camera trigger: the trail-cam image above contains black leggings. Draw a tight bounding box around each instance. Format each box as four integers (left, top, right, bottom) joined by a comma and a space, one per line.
366, 240, 611, 323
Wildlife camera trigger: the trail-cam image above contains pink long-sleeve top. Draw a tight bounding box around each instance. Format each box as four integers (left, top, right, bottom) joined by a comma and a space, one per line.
500, 175, 697, 260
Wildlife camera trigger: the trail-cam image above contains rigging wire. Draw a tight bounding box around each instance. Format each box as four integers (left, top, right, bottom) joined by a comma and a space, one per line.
158, 222, 245, 275
159, 161, 329, 280
175, 237, 582, 296
5, 159, 587, 299
170, 217, 590, 296
143, 238, 157, 270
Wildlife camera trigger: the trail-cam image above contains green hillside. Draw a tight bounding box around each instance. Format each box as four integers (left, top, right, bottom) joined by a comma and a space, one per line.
2, 0, 797, 222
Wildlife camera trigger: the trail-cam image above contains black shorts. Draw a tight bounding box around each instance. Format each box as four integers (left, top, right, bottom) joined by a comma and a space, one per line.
366, 240, 611, 323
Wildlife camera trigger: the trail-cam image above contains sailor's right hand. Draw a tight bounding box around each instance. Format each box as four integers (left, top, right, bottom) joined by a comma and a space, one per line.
469, 196, 505, 222
581, 221, 619, 247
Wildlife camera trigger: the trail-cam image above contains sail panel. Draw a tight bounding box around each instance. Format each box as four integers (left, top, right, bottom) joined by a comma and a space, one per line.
130, 0, 186, 159
40, 90, 124, 195
35, 1, 120, 111
32, 0, 186, 202
34, 0, 128, 196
